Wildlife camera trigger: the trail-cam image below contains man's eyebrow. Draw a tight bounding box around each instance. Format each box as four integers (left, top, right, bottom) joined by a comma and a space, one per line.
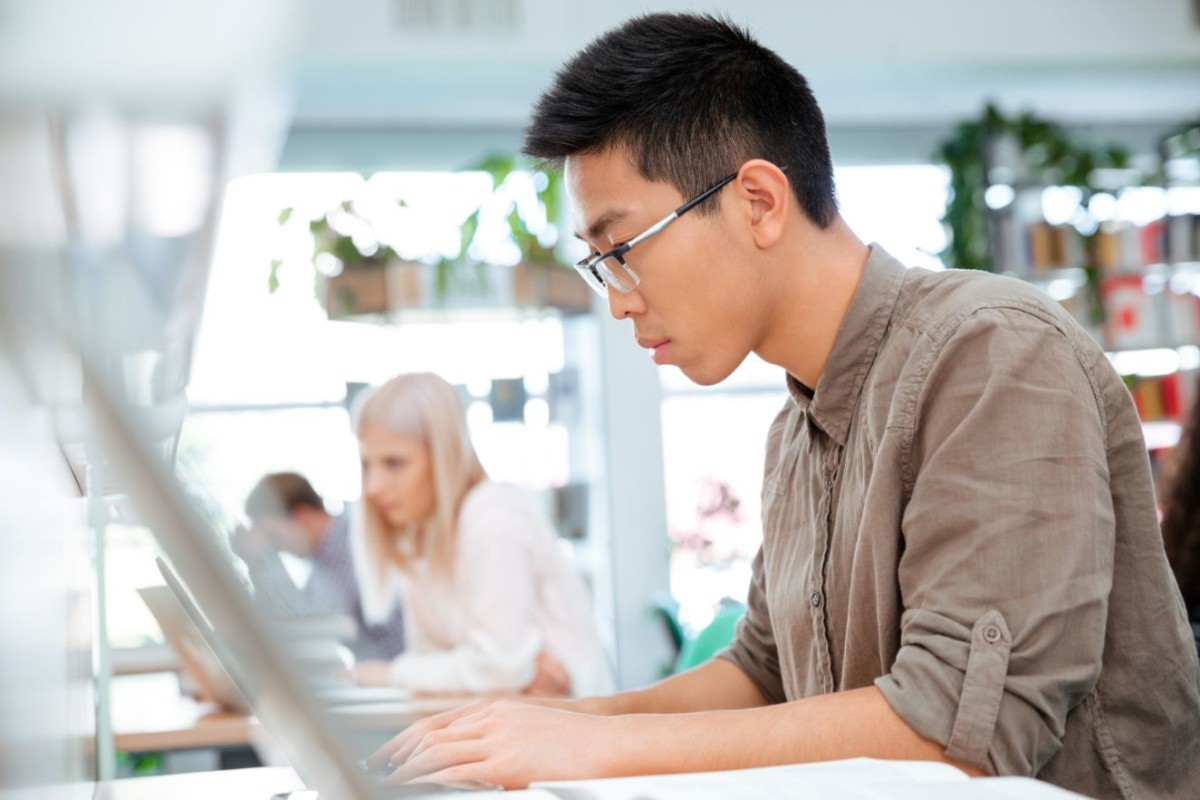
574, 209, 630, 243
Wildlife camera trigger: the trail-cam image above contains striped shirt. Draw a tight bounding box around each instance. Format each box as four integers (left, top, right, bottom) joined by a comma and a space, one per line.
241, 514, 406, 660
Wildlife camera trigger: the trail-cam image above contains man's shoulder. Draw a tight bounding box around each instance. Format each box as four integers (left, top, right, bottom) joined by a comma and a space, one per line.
311, 514, 353, 568
895, 267, 1074, 344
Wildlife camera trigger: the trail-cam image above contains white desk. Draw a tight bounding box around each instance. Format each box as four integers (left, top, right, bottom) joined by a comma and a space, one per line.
96, 766, 303, 800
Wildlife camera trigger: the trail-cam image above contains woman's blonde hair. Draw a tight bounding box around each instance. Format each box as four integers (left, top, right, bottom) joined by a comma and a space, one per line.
353, 372, 486, 580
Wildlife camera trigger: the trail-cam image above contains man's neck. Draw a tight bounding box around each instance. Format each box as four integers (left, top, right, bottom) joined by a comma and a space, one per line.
307, 511, 334, 554
754, 216, 869, 389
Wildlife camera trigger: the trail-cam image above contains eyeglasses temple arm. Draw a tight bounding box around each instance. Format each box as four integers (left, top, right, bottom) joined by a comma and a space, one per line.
625, 212, 678, 249
675, 172, 738, 216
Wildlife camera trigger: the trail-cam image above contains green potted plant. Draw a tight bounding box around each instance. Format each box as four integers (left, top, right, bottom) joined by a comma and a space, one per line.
267, 154, 590, 317
270, 199, 420, 319
450, 152, 592, 314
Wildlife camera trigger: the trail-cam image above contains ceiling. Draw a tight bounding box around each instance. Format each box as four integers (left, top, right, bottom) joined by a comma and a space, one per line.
2, 0, 1199, 168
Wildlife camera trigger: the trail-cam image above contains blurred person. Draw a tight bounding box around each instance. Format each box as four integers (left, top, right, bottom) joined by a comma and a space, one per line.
234, 471, 406, 660
369, 12, 1200, 797
1160, 377, 1200, 652
348, 372, 611, 699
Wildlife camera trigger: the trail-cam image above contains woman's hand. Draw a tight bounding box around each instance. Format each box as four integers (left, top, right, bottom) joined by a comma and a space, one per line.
352, 660, 394, 687
523, 651, 572, 698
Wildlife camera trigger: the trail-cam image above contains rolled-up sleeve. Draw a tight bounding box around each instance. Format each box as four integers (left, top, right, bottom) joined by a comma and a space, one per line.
719, 547, 786, 704
875, 307, 1115, 775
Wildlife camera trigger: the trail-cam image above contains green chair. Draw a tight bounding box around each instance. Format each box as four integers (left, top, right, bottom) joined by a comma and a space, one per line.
673, 605, 746, 674
649, 592, 686, 658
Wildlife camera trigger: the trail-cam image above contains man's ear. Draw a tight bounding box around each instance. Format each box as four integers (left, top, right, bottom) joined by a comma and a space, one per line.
732, 159, 789, 249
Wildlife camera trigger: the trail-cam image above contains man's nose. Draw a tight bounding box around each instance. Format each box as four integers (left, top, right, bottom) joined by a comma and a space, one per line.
607, 286, 646, 319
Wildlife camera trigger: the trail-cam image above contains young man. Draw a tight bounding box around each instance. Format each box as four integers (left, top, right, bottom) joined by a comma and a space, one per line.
371, 13, 1200, 796
235, 471, 407, 661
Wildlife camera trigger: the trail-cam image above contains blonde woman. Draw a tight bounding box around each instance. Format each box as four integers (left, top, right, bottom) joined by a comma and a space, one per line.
348, 372, 611, 698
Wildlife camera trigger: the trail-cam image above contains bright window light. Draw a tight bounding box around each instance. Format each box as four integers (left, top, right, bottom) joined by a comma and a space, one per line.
1108, 348, 1181, 378
834, 164, 949, 272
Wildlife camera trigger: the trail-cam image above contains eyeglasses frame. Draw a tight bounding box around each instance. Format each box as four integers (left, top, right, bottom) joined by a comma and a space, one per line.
573, 164, 789, 296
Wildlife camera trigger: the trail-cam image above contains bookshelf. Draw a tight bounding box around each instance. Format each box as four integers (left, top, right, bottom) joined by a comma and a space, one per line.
940, 110, 1200, 464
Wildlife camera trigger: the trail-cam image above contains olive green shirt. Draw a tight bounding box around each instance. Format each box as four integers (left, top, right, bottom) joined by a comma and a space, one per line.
721, 245, 1200, 799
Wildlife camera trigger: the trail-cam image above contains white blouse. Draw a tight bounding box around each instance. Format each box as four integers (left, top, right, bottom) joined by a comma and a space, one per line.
351, 481, 612, 697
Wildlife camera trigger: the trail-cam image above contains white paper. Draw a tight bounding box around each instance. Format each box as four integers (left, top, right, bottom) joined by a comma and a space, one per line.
532, 758, 970, 800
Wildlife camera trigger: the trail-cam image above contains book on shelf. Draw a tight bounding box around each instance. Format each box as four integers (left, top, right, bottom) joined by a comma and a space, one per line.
1129, 371, 1195, 424
1167, 213, 1199, 264
1101, 274, 1161, 350
1093, 221, 1144, 273
1027, 222, 1084, 273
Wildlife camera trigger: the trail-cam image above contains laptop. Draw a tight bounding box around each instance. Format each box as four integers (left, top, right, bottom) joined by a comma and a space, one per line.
86, 358, 495, 799
136, 584, 250, 713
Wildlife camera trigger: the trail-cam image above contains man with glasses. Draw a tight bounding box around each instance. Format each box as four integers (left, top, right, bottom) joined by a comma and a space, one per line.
371, 13, 1200, 796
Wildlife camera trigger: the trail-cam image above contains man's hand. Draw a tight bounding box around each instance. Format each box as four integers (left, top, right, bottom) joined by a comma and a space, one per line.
230, 524, 271, 560
368, 682, 985, 790
367, 695, 577, 772
380, 700, 618, 789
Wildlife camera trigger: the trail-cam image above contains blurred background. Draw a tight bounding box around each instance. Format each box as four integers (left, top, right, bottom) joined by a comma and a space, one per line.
2, 0, 1198, 792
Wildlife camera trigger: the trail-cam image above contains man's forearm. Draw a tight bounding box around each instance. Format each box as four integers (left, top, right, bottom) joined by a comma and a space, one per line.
599, 685, 986, 778
571, 658, 769, 716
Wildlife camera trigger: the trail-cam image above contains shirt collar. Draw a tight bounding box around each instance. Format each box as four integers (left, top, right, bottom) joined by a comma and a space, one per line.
786, 244, 907, 446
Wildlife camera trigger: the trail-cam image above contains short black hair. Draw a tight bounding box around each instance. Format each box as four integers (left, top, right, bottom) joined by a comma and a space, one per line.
523, 12, 837, 226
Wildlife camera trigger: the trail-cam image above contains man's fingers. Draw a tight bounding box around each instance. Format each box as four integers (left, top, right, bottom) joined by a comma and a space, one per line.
366, 731, 407, 769
368, 700, 491, 768
382, 740, 486, 785
403, 715, 488, 764
367, 717, 433, 768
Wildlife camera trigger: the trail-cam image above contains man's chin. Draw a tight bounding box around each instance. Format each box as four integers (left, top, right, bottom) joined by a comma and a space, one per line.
677, 360, 738, 387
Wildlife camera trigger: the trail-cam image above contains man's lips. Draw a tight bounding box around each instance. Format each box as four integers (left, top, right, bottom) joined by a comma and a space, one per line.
637, 337, 672, 364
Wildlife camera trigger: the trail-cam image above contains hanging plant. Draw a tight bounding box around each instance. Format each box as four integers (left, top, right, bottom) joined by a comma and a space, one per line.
936, 103, 1132, 272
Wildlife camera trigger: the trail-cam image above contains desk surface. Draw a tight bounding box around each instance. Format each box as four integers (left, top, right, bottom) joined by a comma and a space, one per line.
111, 671, 258, 753
96, 766, 564, 800
96, 766, 303, 800
111, 671, 477, 753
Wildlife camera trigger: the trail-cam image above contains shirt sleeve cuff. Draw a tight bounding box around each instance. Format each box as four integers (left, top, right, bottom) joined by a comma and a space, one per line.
876, 608, 1034, 774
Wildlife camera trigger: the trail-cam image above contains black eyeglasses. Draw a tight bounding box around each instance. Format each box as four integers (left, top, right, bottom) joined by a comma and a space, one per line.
573, 165, 788, 297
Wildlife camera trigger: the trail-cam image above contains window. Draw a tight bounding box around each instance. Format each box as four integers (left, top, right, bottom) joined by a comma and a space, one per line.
106, 169, 586, 652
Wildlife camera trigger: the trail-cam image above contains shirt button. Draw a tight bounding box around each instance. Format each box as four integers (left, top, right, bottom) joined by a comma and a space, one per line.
825, 474, 835, 490
810, 592, 822, 607
983, 625, 1003, 644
